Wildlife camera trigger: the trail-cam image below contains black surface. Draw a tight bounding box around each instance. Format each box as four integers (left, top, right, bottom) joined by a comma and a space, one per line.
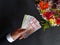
0, 0, 60, 45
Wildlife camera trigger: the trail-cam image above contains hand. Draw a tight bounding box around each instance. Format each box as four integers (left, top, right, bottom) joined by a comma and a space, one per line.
11, 28, 27, 40
18, 29, 35, 40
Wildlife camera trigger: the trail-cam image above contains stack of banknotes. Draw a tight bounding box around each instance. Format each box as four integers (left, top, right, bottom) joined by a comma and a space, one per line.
21, 14, 41, 38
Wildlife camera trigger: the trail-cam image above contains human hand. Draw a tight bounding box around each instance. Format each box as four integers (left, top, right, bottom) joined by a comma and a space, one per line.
18, 29, 35, 40
11, 28, 27, 40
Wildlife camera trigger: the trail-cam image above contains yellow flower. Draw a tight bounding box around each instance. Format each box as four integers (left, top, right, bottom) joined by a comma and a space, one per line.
40, 10, 46, 14
49, 18, 56, 26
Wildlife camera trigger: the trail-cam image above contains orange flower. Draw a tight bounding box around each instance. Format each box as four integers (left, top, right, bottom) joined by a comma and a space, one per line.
39, 1, 49, 10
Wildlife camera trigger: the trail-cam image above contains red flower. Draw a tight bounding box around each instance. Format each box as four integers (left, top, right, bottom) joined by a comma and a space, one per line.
43, 12, 53, 20
55, 17, 60, 25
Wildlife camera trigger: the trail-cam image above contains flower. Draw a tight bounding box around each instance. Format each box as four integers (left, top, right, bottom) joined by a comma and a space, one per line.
35, 0, 60, 30
40, 10, 46, 14
49, 18, 56, 26
39, 1, 49, 10
55, 17, 60, 25
43, 12, 53, 20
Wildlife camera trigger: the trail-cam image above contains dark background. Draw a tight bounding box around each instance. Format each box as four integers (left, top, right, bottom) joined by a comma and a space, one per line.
0, 0, 60, 45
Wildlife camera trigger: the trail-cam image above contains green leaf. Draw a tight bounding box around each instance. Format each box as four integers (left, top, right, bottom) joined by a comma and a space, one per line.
41, 21, 51, 31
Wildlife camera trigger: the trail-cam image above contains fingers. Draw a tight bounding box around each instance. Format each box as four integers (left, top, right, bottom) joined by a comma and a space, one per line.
17, 28, 26, 33
19, 35, 25, 40
18, 29, 35, 40
19, 33, 29, 40
11, 28, 27, 40
18, 29, 28, 35
19, 30, 29, 40
11, 28, 34, 40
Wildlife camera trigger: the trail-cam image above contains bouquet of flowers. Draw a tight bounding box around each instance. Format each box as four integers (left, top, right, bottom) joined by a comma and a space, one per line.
35, 0, 60, 30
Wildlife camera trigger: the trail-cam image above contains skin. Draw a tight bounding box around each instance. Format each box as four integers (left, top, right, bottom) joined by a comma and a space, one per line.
11, 28, 35, 40
11, 28, 28, 40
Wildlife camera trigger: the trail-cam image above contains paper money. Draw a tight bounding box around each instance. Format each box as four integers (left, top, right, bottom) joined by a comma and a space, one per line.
21, 14, 41, 31
21, 14, 42, 38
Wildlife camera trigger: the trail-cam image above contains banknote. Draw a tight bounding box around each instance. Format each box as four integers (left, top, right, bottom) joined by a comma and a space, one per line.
21, 14, 41, 31
21, 14, 41, 38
